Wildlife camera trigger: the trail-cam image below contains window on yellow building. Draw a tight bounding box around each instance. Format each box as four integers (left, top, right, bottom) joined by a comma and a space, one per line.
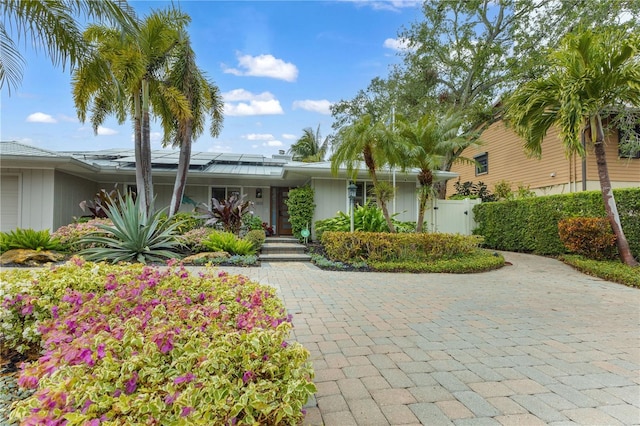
475, 153, 488, 175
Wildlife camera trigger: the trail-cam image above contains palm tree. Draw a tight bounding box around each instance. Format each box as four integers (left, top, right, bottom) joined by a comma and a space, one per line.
158, 32, 224, 217
397, 112, 472, 232
288, 124, 330, 162
506, 26, 639, 266
73, 8, 192, 214
331, 114, 399, 232
0, 0, 137, 94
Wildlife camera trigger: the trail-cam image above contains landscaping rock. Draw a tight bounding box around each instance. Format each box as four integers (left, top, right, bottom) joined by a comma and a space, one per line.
0, 249, 65, 266
182, 251, 230, 264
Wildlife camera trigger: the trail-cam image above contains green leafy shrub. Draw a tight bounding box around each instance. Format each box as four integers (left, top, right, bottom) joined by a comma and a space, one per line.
450, 180, 497, 202
159, 211, 203, 235
369, 249, 504, 273
0, 228, 62, 253
51, 219, 113, 252
203, 231, 257, 255
244, 229, 266, 250
315, 204, 405, 239
558, 217, 617, 260
79, 184, 128, 218
6, 261, 314, 425
79, 195, 181, 264
321, 231, 483, 263
474, 188, 639, 258
242, 213, 264, 233
285, 186, 315, 241
176, 227, 216, 253
197, 194, 252, 235
560, 255, 640, 288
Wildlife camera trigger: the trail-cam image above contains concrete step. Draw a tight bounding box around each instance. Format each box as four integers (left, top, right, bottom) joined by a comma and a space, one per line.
261, 243, 307, 255
265, 236, 299, 243
259, 253, 312, 262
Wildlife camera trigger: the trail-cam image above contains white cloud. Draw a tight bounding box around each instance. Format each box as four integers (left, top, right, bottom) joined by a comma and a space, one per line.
222, 53, 298, 82
222, 89, 284, 116
26, 112, 57, 123
292, 99, 332, 115
383, 37, 416, 52
282, 133, 297, 140
97, 126, 118, 136
244, 133, 275, 141
264, 140, 283, 147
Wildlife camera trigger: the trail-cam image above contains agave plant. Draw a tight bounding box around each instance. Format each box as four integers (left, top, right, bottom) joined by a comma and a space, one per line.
196, 194, 252, 235
79, 195, 182, 263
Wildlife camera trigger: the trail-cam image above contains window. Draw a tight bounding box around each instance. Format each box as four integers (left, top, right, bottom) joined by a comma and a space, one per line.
211, 187, 241, 202
353, 182, 376, 207
474, 152, 488, 175
618, 124, 640, 159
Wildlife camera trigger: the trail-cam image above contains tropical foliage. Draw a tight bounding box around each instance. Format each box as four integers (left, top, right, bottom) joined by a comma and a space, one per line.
201, 232, 257, 256
197, 194, 252, 235
505, 26, 640, 266
284, 186, 315, 241
0, 228, 61, 253
288, 124, 330, 162
79, 195, 182, 264
0, 0, 137, 94
3, 260, 315, 424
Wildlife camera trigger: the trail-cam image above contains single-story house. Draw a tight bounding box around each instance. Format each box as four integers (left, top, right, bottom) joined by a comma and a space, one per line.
448, 119, 639, 196
0, 141, 460, 236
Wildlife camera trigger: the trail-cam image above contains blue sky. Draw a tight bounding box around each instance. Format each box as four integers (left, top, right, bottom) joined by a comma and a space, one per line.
1, 0, 422, 156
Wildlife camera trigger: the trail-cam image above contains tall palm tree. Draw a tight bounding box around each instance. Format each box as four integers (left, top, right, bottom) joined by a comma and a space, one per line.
0, 0, 137, 94
397, 112, 472, 232
73, 8, 192, 214
331, 114, 399, 232
506, 26, 639, 266
158, 32, 224, 217
288, 124, 330, 162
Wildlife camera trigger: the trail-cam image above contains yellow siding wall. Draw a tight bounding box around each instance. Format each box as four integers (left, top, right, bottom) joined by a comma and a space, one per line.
448, 121, 640, 196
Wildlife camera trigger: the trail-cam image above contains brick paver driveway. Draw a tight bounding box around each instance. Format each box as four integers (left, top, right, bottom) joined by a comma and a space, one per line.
218, 252, 640, 425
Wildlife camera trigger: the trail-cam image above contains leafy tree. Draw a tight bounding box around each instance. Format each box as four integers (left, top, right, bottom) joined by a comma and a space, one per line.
73, 8, 192, 214
505, 26, 640, 266
288, 124, 330, 162
0, 0, 137, 94
330, 114, 399, 233
396, 111, 472, 232
158, 31, 224, 217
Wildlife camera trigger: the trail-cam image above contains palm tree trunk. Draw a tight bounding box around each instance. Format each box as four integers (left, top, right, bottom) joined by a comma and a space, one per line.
369, 171, 396, 233
416, 186, 429, 233
140, 78, 154, 214
169, 120, 193, 217
591, 115, 638, 266
133, 92, 147, 212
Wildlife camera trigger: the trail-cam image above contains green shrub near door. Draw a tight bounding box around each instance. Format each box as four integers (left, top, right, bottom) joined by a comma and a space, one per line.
473, 188, 640, 258
285, 186, 315, 241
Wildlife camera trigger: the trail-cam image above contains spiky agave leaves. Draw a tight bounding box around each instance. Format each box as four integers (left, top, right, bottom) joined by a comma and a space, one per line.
79, 195, 182, 263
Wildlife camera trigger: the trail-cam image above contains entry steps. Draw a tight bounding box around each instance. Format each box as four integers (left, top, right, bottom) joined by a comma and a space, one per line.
259, 236, 311, 262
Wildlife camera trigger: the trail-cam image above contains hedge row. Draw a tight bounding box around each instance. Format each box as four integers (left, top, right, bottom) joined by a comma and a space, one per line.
473, 188, 640, 257
320, 231, 483, 263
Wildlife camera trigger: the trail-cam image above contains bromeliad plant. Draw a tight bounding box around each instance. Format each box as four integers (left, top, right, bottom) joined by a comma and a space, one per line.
79, 194, 182, 263
8, 261, 315, 425
197, 194, 253, 235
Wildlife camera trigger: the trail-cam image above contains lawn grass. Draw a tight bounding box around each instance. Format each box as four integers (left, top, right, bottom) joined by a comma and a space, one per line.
559, 254, 640, 288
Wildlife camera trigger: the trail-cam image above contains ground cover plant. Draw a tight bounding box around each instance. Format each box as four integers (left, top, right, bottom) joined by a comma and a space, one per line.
560, 255, 640, 288
0, 228, 62, 253
51, 219, 113, 252
3, 259, 315, 425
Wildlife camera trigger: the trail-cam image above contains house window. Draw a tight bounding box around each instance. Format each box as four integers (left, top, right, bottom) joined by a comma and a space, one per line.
211, 187, 241, 202
475, 153, 488, 175
618, 124, 640, 159
353, 182, 376, 207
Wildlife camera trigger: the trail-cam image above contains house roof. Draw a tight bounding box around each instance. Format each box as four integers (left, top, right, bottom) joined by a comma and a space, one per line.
1, 141, 458, 183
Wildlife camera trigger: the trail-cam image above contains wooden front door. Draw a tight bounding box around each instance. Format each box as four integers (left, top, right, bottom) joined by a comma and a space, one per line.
275, 187, 292, 236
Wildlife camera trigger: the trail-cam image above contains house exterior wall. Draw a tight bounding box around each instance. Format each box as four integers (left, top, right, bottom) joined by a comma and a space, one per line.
2, 168, 55, 231
448, 120, 640, 196
53, 171, 99, 229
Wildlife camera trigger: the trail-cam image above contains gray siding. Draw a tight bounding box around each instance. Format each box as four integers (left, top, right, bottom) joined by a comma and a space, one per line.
53, 171, 99, 229
2, 168, 55, 231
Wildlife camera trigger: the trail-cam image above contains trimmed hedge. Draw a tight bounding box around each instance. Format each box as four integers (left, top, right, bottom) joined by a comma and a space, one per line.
320, 231, 483, 263
473, 188, 640, 257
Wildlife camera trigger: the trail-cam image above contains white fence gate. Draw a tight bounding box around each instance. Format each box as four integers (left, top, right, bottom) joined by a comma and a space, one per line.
426, 198, 482, 235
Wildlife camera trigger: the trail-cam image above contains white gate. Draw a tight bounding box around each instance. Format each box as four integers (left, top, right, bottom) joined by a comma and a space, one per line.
427, 198, 481, 235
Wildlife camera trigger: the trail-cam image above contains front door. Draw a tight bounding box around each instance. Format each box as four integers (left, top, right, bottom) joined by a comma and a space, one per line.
275, 187, 292, 236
